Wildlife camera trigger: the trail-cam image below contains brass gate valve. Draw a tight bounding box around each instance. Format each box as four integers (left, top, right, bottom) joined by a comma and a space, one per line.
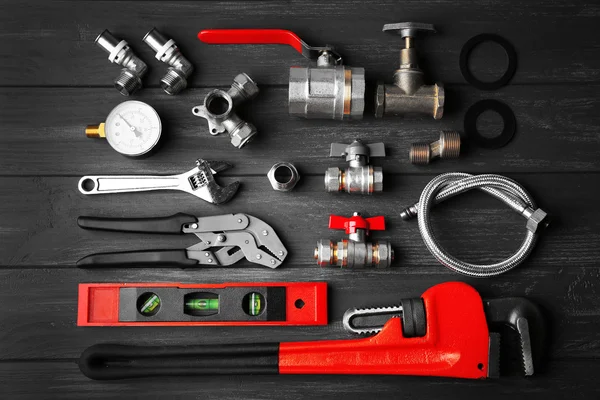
375, 22, 444, 119
314, 213, 394, 268
197, 29, 365, 120
325, 140, 386, 194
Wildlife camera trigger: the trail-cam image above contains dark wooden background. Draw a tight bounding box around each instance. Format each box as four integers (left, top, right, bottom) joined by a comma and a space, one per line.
1, 0, 599, 398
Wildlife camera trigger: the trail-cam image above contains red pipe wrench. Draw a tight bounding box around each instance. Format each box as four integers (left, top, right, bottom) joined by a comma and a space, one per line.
80, 282, 544, 380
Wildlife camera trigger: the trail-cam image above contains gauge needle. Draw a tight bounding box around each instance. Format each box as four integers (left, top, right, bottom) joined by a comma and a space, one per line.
117, 114, 141, 138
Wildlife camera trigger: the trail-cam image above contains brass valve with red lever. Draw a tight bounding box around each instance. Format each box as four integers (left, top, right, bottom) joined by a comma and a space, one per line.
197, 29, 365, 120
314, 212, 393, 268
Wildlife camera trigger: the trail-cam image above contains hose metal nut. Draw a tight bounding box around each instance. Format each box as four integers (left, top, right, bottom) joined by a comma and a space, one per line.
143, 28, 193, 95
410, 130, 461, 165
95, 30, 148, 96
268, 162, 300, 192
525, 208, 550, 233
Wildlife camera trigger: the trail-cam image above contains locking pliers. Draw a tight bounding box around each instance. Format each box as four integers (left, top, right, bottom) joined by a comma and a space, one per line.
76, 213, 288, 269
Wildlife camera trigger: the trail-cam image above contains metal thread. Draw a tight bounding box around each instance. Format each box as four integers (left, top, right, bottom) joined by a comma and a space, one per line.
114, 69, 141, 96
409, 143, 431, 165
439, 130, 461, 158
160, 69, 186, 95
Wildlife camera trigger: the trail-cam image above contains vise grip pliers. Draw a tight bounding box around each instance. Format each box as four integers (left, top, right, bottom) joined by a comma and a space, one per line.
76, 213, 287, 269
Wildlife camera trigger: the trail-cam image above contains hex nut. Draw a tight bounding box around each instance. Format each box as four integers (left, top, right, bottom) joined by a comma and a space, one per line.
268, 162, 300, 192
232, 73, 259, 100
324, 167, 342, 192
230, 122, 256, 149
374, 84, 385, 118
315, 240, 333, 266
376, 242, 393, 268
433, 84, 445, 120
526, 208, 550, 233
373, 167, 383, 192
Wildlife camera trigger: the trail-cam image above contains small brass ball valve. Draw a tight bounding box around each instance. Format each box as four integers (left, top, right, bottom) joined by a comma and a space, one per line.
325, 140, 386, 194
197, 29, 365, 120
375, 22, 444, 119
314, 213, 394, 268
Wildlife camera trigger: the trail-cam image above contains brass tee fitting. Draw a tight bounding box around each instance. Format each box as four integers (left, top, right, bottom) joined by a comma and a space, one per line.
375, 22, 444, 119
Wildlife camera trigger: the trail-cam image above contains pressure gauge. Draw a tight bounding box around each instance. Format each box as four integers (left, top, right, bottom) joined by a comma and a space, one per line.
85, 101, 162, 157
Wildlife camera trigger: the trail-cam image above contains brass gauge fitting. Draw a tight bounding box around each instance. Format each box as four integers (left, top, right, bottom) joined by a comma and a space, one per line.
375, 22, 444, 119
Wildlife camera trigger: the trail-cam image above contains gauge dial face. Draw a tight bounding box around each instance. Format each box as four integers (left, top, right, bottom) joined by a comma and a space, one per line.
104, 101, 162, 156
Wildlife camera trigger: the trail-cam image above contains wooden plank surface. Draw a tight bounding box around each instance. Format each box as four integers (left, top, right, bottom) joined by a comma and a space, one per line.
0, 0, 599, 398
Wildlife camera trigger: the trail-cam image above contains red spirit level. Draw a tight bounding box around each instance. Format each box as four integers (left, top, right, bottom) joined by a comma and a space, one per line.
78, 282, 327, 326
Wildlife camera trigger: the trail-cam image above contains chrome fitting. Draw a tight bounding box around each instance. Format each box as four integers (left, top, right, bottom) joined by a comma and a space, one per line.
192, 73, 259, 148
410, 130, 461, 165
268, 162, 300, 192
524, 208, 550, 233
143, 28, 193, 95
314, 213, 393, 269
325, 140, 385, 194
95, 30, 148, 96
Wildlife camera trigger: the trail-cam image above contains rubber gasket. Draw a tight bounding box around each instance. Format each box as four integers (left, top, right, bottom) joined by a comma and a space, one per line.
464, 99, 516, 149
460, 34, 517, 90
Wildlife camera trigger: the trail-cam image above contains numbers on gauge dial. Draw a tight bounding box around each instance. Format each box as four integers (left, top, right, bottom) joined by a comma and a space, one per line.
104, 101, 162, 156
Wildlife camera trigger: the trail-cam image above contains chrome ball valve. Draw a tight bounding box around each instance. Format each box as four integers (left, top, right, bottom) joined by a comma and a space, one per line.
325, 140, 386, 194
197, 29, 365, 120
315, 213, 394, 269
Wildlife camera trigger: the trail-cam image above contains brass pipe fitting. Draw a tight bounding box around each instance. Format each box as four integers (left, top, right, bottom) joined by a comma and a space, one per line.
95, 30, 148, 96
410, 131, 461, 165
143, 28, 193, 95
375, 22, 444, 119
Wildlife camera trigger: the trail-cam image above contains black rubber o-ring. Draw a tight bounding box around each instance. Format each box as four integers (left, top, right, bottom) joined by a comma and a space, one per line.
464, 99, 516, 149
460, 34, 517, 90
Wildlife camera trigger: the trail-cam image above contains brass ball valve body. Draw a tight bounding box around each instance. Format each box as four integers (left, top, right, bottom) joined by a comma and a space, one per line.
375, 22, 444, 119
325, 140, 386, 194
197, 29, 365, 120
315, 213, 394, 268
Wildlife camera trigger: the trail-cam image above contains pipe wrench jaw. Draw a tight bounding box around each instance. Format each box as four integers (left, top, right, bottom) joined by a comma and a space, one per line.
329, 282, 544, 379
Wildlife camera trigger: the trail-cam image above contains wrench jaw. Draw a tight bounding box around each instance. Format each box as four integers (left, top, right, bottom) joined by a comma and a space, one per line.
182, 159, 240, 205
484, 298, 545, 377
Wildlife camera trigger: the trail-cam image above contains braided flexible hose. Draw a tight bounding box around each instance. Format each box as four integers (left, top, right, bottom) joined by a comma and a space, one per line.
400, 173, 549, 278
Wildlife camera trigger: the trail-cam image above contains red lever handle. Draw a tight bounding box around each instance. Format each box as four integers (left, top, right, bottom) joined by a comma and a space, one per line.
198, 29, 305, 56
329, 214, 386, 234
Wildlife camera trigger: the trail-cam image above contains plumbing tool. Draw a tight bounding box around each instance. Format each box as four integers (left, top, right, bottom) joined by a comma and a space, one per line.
78, 282, 327, 326
192, 73, 259, 148
78, 282, 545, 380
400, 173, 550, 277
375, 22, 444, 119
198, 29, 365, 120
76, 212, 287, 269
143, 28, 194, 95
78, 159, 239, 205
94, 30, 148, 96
314, 213, 393, 268
325, 140, 385, 194
85, 101, 162, 157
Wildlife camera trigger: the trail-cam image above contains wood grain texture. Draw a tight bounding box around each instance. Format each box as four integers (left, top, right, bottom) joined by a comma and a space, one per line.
1, 360, 599, 400
0, 1, 599, 86
0, 0, 599, 398
1, 86, 599, 175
